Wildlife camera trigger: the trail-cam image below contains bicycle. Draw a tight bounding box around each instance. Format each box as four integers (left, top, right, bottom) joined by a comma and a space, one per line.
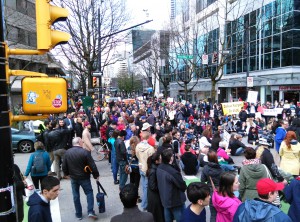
91, 138, 110, 162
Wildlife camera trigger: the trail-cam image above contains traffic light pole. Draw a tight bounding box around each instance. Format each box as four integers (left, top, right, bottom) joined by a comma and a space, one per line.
0, 0, 17, 221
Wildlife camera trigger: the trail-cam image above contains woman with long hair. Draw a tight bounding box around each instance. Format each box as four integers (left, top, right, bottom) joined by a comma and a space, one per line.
146, 152, 165, 222
212, 172, 241, 222
128, 136, 141, 189
201, 150, 224, 222
279, 131, 300, 176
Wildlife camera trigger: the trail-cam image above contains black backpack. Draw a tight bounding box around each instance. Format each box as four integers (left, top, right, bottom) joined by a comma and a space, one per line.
31, 152, 45, 174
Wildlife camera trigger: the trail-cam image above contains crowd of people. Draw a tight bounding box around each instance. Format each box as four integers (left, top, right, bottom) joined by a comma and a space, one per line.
23, 96, 300, 222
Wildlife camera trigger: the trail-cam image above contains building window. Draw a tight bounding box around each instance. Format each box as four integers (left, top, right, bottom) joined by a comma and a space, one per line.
273, 51, 281, 68
293, 49, 300, 65
281, 49, 293, 66
264, 53, 271, 69
282, 30, 293, 49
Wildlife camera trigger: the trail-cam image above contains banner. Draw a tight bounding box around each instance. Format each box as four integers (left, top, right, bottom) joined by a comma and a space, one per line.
263, 108, 283, 116
221, 101, 244, 115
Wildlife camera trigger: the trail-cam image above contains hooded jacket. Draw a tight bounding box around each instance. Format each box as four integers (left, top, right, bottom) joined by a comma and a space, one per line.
136, 141, 155, 174
284, 178, 300, 222
239, 163, 269, 201
212, 190, 241, 222
28, 192, 52, 222
233, 198, 292, 222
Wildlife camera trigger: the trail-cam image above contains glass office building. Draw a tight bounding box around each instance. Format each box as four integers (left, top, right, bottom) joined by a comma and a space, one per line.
169, 0, 300, 104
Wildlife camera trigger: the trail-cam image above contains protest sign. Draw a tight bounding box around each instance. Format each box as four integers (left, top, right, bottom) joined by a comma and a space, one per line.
221, 101, 244, 115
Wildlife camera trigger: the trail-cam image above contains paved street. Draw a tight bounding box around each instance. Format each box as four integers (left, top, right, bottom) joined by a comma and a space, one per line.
15, 137, 280, 222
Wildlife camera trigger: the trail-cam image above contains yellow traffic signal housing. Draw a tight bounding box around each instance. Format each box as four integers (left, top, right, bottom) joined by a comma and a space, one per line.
22, 77, 67, 114
36, 0, 71, 51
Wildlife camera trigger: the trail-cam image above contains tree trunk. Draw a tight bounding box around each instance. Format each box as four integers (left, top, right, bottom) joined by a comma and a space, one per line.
163, 84, 168, 98
211, 80, 216, 103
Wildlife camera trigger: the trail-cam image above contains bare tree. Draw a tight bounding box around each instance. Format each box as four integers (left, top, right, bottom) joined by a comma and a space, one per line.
54, 0, 130, 95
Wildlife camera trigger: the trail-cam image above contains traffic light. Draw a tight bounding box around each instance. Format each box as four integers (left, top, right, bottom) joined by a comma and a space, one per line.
93, 77, 97, 87
35, 0, 71, 52
212, 52, 218, 63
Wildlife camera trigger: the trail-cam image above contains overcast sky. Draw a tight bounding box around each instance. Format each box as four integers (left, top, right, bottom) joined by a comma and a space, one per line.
126, 0, 171, 30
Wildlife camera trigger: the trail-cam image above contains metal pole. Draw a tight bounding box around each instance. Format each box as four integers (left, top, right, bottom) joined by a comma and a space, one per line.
245, 21, 250, 90
0, 0, 17, 221
97, 8, 102, 102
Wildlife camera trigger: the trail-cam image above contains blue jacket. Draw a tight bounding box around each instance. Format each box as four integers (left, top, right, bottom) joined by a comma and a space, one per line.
284, 179, 300, 222
233, 199, 292, 222
275, 127, 287, 152
28, 192, 52, 222
25, 150, 51, 177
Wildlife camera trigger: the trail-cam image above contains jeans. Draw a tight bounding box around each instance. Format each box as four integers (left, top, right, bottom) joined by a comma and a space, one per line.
71, 178, 95, 218
118, 161, 128, 189
111, 154, 119, 182
235, 147, 244, 156
53, 148, 66, 179
164, 204, 185, 222
220, 164, 235, 171
140, 171, 148, 210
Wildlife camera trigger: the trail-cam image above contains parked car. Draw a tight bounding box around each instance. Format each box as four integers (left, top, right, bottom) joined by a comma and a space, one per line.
11, 128, 36, 153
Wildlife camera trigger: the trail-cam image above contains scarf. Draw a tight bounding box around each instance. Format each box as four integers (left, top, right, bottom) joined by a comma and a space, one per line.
242, 158, 261, 166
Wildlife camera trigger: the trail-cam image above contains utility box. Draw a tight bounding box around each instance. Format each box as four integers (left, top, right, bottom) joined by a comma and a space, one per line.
22, 77, 67, 114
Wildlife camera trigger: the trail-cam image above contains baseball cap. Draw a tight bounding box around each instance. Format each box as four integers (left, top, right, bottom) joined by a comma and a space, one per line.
84, 121, 91, 127
142, 122, 151, 131
141, 116, 147, 120
256, 178, 284, 195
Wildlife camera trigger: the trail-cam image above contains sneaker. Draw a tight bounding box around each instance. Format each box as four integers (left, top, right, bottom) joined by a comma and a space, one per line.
88, 213, 98, 219
114, 180, 119, 185
77, 217, 82, 220
137, 198, 142, 203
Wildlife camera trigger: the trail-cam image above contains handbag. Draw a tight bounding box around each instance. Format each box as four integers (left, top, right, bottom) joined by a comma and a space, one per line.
96, 181, 107, 213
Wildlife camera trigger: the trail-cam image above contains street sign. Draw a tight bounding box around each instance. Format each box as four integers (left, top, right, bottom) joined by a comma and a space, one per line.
247, 77, 253, 87
202, 54, 208, 65
92, 72, 103, 77
177, 54, 193, 59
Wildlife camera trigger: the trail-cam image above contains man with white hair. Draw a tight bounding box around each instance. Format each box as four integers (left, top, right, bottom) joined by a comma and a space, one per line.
63, 137, 100, 220
102, 107, 110, 122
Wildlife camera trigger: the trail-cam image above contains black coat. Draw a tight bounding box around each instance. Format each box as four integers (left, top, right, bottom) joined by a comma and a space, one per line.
74, 122, 83, 138
201, 162, 224, 191
181, 152, 198, 175
147, 164, 165, 222
62, 146, 99, 180
156, 163, 186, 208
47, 128, 70, 151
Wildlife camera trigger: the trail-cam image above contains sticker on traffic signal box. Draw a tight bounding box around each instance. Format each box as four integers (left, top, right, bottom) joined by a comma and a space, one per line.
52, 95, 63, 108
22, 77, 67, 114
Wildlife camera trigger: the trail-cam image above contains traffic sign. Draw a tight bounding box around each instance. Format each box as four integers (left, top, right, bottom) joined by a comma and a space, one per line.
177, 54, 193, 59
92, 72, 103, 77
202, 54, 208, 65
247, 77, 253, 87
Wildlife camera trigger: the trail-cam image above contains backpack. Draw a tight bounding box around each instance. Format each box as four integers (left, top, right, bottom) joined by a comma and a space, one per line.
31, 152, 45, 174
